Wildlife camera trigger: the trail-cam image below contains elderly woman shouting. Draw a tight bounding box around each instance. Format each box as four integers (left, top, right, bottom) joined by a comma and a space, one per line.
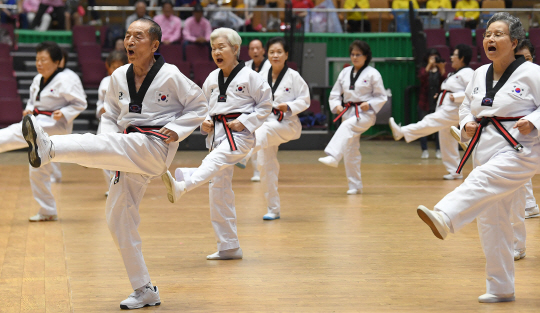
162, 28, 272, 260
417, 12, 540, 303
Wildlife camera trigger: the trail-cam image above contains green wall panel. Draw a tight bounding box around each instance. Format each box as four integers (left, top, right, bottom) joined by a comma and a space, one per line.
15, 30, 73, 44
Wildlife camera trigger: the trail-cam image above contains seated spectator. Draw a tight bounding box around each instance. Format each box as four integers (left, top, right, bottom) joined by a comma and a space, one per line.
455, 0, 479, 29
125, 0, 151, 30
426, 0, 452, 14
154, 1, 182, 45
30, 0, 67, 30
65, 0, 82, 30
182, 4, 211, 58
343, 0, 370, 32
292, 0, 314, 15
114, 37, 125, 52
392, 0, 419, 9
1, 0, 18, 26
176, 0, 199, 20
22, 0, 52, 30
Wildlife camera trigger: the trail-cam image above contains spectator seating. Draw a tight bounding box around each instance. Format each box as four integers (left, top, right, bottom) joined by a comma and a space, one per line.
72, 25, 98, 50
449, 28, 472, 49
185, 44, 210, 63
159, 44, 183, 65
425, 29, 446, 47
0, 43, 11, 60
529, 28, 540, 46
0, 78, 19, 98
77, 43, 102, 62
0, 24, 15, 48
79, 60, 107, 88
174, 61, 192, 77
239, 46, 250, 62
0, 97, 23, 128
288, 61, 298, 71
192, 61, 217, 87
0, 60, 15, 78
367, 0, 394, 32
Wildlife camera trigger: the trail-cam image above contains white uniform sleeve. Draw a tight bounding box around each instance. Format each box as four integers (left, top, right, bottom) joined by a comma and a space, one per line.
59, 78, 87, 123
459, 73, 477, 140
284, 72, 310, 116
25, 80, 37, 112
163, 81, 209, 143
328, 70, 345, 114
199, 76, 213, 136
453, 69, 473, 104
96, 77, 109, 119
236, 74, 272, 133
366, 71, 388, 113
101, 75, 122, 134
523, 78, 540, 134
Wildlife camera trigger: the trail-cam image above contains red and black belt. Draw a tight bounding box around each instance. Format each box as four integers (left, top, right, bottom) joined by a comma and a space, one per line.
33, 108, 55, 116
272, 108, 284, 122
113, 125, 168, 184
212, 113, 242, 151
333, 102, 360, 123
438, 90, 448, 106
456, 116, 524, 174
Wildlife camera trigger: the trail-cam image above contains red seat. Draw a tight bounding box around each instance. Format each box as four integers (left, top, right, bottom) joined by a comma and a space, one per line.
425, 29, 446, 47
449, 28, 473, 49
536, 46, 540, 65
529, 28, 540, 46
192, 61, 217, 87
470, 46, 478, 63
469, 61, 481, 70
476, 28, 485, 49
172, 61, 191, 78
0, 60, 14, 79
100, 25, 108, 48
79, 60, 107, 88
72, 25, 97, 50
239, 46, 250, 62
288, 61, 298, 71
185, 44, 210, 63
0, 24, 15, 49
0, 97, 23, 128
0, 43, 11, 60
307, 99, 321, 114
77, 43, 102, 62
0, 78, 18, 98
160, 44, 183, 65
479, 46, 490, 64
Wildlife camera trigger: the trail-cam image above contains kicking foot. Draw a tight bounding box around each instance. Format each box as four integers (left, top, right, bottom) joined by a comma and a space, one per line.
29, 213, 58, 222
22, 115, 53, 168
263, 213, 280, 220
207, 247, 243, 260
318, 156, 338, 168
417, 205, 450, 240
389, 117, 403, 141
161, 171, 185, 203
120, 284, 161, 310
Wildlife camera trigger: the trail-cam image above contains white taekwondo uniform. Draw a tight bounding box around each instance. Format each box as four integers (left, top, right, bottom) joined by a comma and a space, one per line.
48, 56, 208, 289
0, 68, 86, 216
96, 75, 113, 186
244, 58, 271, 177
401, 67, 474, 174
175, 63, 272, 252
251, 65, 310, 216
324, 65, 387, 191
434, 59, 540, 296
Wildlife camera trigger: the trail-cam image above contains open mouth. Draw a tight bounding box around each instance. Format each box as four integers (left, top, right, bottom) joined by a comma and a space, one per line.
488, 46, 496, 52
216, 58, 223, 64
127, 49, 135, 56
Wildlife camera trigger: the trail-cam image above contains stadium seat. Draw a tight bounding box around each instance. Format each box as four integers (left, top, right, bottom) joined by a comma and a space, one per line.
0, 97, 23, 128
72, 25, 98, 50
77, 43, 102, 62
425, 29, 446, 48
79, 60, 107, 88
185, 44, 210, 63
159, 44, 183, 65
239, 46, 250, 62
529, 28, 540, 46
0, 78, 19, 98
192, 61, 217, 87
0, 60, 14, 79
449, 28, 473, 49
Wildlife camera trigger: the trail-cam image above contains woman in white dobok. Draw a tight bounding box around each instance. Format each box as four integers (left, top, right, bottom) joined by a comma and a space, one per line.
417, 13, 540, 303
318, 40, 387, 195
235, 36, 310, 220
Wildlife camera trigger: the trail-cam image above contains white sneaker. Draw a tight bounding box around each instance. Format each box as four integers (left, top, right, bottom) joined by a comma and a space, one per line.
29, 213, 58, 222
105, 191, 109, 197
421, 150, 429, 159
514, 248, 526, 261
250, 175, 261, 182
207, 247, 243, 260
22, 115, 53, 168
161, 171, 186, 203
450, 126, 469, 150
389, 117, 403, 141
478, 293, 515, 303
263, 213, 280, 220
435, 149, 442, 159
525, 204, 540, 219
120, 284, 161, 310
347, 189, 362, 195
235, 158, 247, 169
318, 156, 338, 168
417, 205, 450, 240
443, 173, 463, 180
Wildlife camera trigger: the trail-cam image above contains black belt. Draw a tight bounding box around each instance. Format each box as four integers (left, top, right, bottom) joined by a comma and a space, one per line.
272, 108, 284, 122
456, 116, 524, 174
333, 102, 360, 123
211, 113, 243, 151
33, 108, 55, 116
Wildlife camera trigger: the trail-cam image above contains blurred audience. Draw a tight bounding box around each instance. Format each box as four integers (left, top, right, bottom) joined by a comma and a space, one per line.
154, 0, 182, 45
455, 0, 479, 29
125, 0, 151, 30
343, 0, 370, 32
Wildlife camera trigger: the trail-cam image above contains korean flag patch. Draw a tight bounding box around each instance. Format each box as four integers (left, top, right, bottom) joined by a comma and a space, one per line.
283, 86, 291, 93
236, 84, 246, 93
157, 92, 170, 103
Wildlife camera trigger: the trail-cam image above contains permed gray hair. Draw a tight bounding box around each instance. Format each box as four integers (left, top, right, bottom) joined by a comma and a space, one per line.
487, 12, 525, 52
210, 28, 242, 59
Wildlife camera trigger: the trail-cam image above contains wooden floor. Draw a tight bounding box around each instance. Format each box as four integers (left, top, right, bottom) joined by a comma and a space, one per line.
1, 140, 539, 312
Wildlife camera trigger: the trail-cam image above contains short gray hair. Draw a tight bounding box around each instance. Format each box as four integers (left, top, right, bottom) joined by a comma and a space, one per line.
210, 28, 242, 58
487, 12, 525, 51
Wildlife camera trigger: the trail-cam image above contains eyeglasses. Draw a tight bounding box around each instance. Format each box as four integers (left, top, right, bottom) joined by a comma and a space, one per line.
483, 31, 507, 39
350, 53, 364, 58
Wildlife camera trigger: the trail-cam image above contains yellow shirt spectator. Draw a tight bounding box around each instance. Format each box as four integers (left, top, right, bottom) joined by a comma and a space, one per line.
343, 0, 370, 21
426, 0, 452, 15
392, 0, 419, 9
455, 0, 480, 20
